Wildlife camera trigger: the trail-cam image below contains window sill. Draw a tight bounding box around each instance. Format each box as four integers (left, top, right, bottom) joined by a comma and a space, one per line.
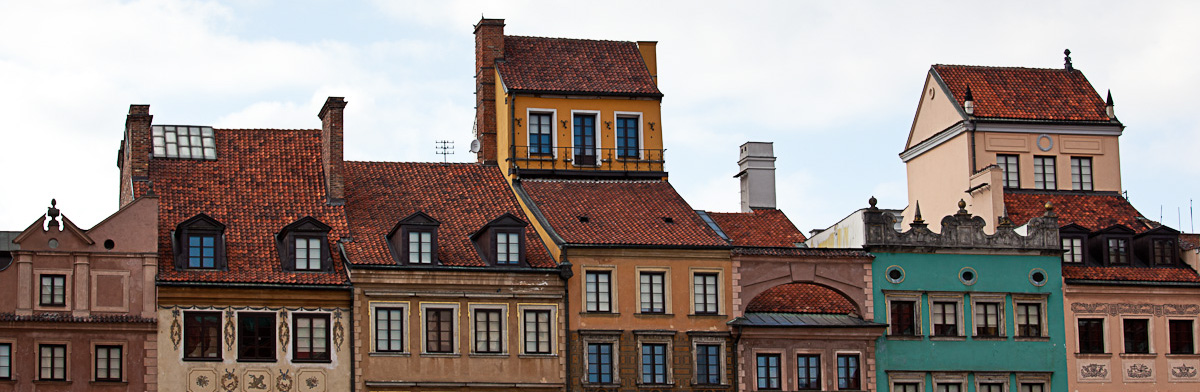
580, 312, 620, 317
182, 357, 224, 362
469, 352, 508, 358
420, 353, 461, 358
518, 353, 558, 358
691, 382, 731, 388
1014, 336, 1050, 342
637, 382, 674, 387
32, 380, 72, 384
583, 383, 621, 388
689, 313, 727, 318
929, 336, 965, 341
972, 335, 1006, 341
237, 358, 278, 363
369, 351, 410, 357
886, 335, 923, 341
292, 359, 332, 364
1119, 353, 1157, 358
634, 312, 674, 317
1075, 352, 1112, 358
1166, 353, 1200, 358
91, 380, 128, 385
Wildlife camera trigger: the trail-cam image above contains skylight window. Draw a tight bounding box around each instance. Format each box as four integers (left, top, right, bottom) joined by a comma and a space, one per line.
153, 125, 216, 159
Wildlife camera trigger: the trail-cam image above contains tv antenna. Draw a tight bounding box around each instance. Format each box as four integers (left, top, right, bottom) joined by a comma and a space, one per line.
435, 140, 455, 163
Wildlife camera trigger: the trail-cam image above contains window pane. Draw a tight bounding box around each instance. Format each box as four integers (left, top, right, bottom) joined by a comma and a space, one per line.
1124, 318, 1150, 353
1171, 319, 1195, 354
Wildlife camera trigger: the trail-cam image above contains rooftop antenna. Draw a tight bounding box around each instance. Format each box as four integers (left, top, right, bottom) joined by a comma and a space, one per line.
435, 140, 455, 163
1191, 199, 1194, 233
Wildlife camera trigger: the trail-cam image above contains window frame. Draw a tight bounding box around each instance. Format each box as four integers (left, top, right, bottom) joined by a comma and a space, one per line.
587, 341, 616, 385
570, 110, 601, 167
293, 313, 332, 363
756, 352, 782, 390
997, 154, 1020, 188
836, 352, 862, 390
886, 292, 922, 337
469, 305, 506, 355
974, 373, 1009, 392
1153, 238, 1176, 266
614, 111, 643, 159
1122, 317, 1151, 354
1062, 236, 1085, 263
1169, 318, 1196, 355
581, 331, 621, 386
889, 372, 926, 392
638, 269, 668, 314
929, 295, 964, 338
470, 214, 529, 267
388, 212, 441, 266
183, 311, 223, 361
1071, 156, 1093, 191
494, 230, 522, 266
94, 344, 123, 382
372, 303, 407, 353
292, 236, 325, 271
639, 342, 669, 385
1033, 155, 1057, 190
174, 214, 227, 271
971, 294, 1006, 338
526, 109, 557, 157
1077, 317, 1106, 354
0, 342, 10, 380
38, 343, 67, 381
1015, 301, 1046, 338
276, 217, 332, 273
691, 270, 721, 315
39, 274, 67, 307
584, 269, 614, 313
796, 353, 821, 390
152, 125, 216, 159
519, 305, 556, 355
237, 312, 276, 362
421, 304, 458, 355
692, 339, 724, 386
1107, 237, 1130, 265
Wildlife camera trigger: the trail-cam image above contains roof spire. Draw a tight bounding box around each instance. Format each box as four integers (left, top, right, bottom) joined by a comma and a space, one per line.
910, 201, 928, 230
1105, 90, 1115, 118
1064, 49, 1073, 71
963, 85, 975, 115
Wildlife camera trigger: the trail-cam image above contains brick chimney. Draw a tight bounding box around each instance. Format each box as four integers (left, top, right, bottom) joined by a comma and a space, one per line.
736, 142, 777, 212
474, 17, 505, 164
318, 97, 347, 204
118, 105, 152, 208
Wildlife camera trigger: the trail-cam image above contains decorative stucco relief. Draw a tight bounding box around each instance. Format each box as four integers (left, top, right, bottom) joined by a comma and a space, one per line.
296, 369, 326, 392
1071, 303, 1200, 316
221, 368, 239, 391
243, 368, 272, 391
1123, 359, 1156, 383
224, 308, 237, 351
171, 307, 183, 350
276, 369, 294, 392
279, 309, 290, 354
188, 368, 218, 392
1169, 359, 1200, 382
332, 309, 344, 350
1078, 360, 1111, 383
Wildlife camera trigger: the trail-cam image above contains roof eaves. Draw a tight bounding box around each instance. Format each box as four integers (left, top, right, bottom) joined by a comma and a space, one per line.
1064, 279, 1200, 287
507, 88, 663, 99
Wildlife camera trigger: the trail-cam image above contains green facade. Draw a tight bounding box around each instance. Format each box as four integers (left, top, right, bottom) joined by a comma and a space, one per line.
872, 251, 1067, 392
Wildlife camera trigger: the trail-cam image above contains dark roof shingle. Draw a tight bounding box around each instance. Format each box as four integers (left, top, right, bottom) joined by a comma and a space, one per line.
1005, 190, 1152, 232
933, 65, 1111, 122
497, 36, 661, 96
745, 282, 858, 314
1063, 265, 1200, 283
706, 209, 807, 247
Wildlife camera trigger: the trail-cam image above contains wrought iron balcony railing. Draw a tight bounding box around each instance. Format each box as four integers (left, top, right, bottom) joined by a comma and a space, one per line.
508, 146, 666, 174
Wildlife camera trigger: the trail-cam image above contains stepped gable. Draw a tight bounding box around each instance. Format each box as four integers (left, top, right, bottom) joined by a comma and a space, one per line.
149, 128, 350, 285
706, 209, 807, 247
342, 162, 556, 268
933, 64, 1111, 121
745, 282, 858, 314
1004, 190, 1152, 232
518, 179, 727, 247
497, 36, 661, 96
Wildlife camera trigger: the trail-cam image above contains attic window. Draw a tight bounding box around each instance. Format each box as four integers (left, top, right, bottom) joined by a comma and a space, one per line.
387, 212, 441, 266
153, 125, 216, 160
471, 213, 529, 267
577, 216, 590, 223
173, 214, 227, 271
277, 217, 333, 272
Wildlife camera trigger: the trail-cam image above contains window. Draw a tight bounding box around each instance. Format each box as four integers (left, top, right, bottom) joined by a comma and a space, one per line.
1017, 303, 1043, 337
495, 232, 520, 265
529, 112, 553, 155
975, 302, 1001, 337
425, 308, 454, 353
837, 354, 861, 390
585, 271, 612, 313
797, 354, 820, 390
1062, 237, 1084, 263
95, 345, 122, 382
1171, 319, 1195, 354
978, 383, 1004, 392
184, 311, 222, 360
640, 272, 665, 313
616, 115, 639, 158
408, 231, 433, 264
756, 354, 781, 390
40, 274, 66, 306
894, 383, 920, 392
937, 383, 962, 392
1078, 318, 1105, 353
891, 300, 917, 336
694, 273, 719, 315
0, 343, 9, 380
152, 125, 216, 159
695, 344, 721, 385
294, 237, 322, 271
175, 214, 227, 271
997, 154, 1020, 188
1020, 383, 1045, 392
523, 309, 552, 354
641, 343, 668, 384
573, 113, 598, 166
474, 309, 503, 354
1071, 157, 1093, 190
1154, 239, 1175, 265
189, 235, 217, 268
294, 314, 331, 362
1124, 318, 1150, 354
1033, 156, 1056, 190
1108, 238, 1129, 265
587, 343, 614, 384
375, 308, 404, 352
39, 344, 66, 381
238, 313, 275, 361
931, 301, 959, 336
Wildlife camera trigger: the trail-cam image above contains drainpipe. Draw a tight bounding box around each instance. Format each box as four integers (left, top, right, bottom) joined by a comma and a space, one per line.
510, 95, 517, 175
733, 324, 743, 392
558, 254, 574, 391
348, 286, 356, 392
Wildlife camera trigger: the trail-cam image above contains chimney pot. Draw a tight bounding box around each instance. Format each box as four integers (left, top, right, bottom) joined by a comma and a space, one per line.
319, 97, 347, 203
735, 141, 777, 212
119, 104, 153, 207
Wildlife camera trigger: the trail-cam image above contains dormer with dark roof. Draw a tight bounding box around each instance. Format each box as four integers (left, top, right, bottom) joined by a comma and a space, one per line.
474, 17, 667, 180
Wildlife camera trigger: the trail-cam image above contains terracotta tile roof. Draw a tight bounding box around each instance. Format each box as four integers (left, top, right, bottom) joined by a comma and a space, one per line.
145, 129, 350, 286
731, 247, 873, 259
1005, 190, 1153, 232
745, 282, 858, 314
1181, 233, 1199, 251
705, 209, 807, 247
341, 162, 555, 268
1063, 265, 1200, 283
932, 65, 1111, 122
518, 180, 727, 247
0, 313, 156, 324
497, 36, 662, 96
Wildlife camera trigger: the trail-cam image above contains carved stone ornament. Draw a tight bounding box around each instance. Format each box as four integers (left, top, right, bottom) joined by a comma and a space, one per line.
1081, 363, 1109, 379
863, 199, 1059, 251
224, 308, 236, 351
221, 368, 239, 391
1128, 363, 1153, 379
333, 319, 345, 350
1173, 364, 1198, 378
279, 309, 290, 353
277, 369, 294, 392
171, 308, 183, 350
1071, 303, 1200, 317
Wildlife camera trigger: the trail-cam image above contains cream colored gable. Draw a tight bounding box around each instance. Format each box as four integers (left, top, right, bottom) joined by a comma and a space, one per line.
905, 71, 966, 150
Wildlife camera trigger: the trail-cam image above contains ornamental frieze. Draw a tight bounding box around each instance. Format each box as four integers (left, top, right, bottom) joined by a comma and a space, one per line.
1071, 303, 1200, 317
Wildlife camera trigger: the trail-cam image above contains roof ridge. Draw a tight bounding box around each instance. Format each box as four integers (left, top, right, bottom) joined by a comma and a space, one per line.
212, 128, 321, 132
933, 64, 1075, 72
506, 35, 639, 44
521, 178, 664, 184
345, 160, 486, 166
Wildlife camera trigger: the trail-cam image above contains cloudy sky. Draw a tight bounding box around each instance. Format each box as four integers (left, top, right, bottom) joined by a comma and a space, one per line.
2, 1, 1198, 234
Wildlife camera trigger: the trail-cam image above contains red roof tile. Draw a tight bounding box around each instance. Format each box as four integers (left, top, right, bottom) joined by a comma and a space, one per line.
745, 282, 858, 314
518, 180, 726, 247
933, 65, 1111, 122
1063, 265, 1200, 283
147, 129, 350, 285
497, 36, 661, 96
1005, 190, 1153, 232
341, 162, 555, 268
1180, 233, 1199, 251
731, 247, 873, 259
706, 209, 807, 247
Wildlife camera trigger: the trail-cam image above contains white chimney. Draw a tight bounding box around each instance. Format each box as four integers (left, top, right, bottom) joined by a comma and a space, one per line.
736, 141, 777, 212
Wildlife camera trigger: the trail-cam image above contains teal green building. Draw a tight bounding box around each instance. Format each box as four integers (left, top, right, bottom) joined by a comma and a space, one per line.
864, 202, 1066, 392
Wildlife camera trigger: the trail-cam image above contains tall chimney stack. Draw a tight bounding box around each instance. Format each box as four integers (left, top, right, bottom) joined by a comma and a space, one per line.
319, 97, 347, 204
474, 17, 505, 164
118, 104, 153, 208
736, 142, 777, 212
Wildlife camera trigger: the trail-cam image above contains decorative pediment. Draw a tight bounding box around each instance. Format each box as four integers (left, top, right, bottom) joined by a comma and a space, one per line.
387, 212, 440, 240
1136, 225, 1179, 238
179, 213, 226, 232
469, 213, 528, 240
863, 198, 1059, 251
278, 216, 332, 237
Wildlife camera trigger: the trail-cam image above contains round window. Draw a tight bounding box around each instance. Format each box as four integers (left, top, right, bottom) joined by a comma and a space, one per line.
1029, 268, 1049, 286
48, 238, 59, 249
959, 267, 978, 285
104, 239, 115, 250
885, 265, 905, 284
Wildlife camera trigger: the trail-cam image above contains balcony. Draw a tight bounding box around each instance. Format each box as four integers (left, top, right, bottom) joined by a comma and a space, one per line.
507, 146, 666, 179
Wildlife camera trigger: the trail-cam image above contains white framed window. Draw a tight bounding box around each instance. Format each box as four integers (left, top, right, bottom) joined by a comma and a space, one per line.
691, 269, 721, 315
526, 109, 557, 157
613, 111, 643, 159
971, 294, 1006, 338
637, 268, 669, 314
928, 294, 964, 338
1033, 156, 1056, 190
584, 268, 615, 313
371, 302, 408, 353
1071, 156, 1093, 191
886, 292, 923, 336
469, 304, 506, 354
519, 304, 556, 355
570, 110, 601, 167
420, 303, 459, 355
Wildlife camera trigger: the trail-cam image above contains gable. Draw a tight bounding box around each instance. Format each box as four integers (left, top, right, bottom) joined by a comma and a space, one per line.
906, 71, 967, 151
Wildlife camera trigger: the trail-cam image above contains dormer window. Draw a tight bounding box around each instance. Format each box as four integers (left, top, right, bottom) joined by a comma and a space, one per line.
1107, 238, 1129, 265
471, 213, 528, 266
388, 212, 440, 265
1090, 225, 1135, 267
173, 214, 227, 271
1060, 224, 1089, 264
1135, 226, 1182, 267
277, 217, 332, 272
1153, 239, 1175, 266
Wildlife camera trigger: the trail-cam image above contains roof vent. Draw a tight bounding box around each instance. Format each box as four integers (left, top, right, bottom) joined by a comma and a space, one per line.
577, 216, 590, 223
661, 217, 674, 224
1064, 49, 1073, 71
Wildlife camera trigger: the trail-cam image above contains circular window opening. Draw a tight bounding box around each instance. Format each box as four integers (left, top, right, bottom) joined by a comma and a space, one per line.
104, 239, 115, 250
1029, 268, 1048, 286
48, 238, 59, 249
885, 265, 905, 284
959, 267, 978, 285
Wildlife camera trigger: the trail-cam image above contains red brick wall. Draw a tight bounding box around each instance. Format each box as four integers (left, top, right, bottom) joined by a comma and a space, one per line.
474, 18, 504, 164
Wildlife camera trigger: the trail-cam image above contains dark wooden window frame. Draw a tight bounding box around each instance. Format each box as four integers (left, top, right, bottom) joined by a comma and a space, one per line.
756, 353, 782, 390
293, 313, 332, 363
640, 342, 668, 384
1071, 156, 1093, 191
528, 111, 554, 156
493, 229, 523, 266
375, 307, 405, 352
931, 301, 959, 337
997, 154, 1020, 188
639, 272, 666, 314
797, 353, 821, 390
1170, 319, 1195, 354
173, 214, 227, 271
975, 302, 1001, 337
237, 312, 276, 362
585, 270, 613, 313
1033, 155, 1057, 190
586, 342, 614, 384
693, 272, 720, 315
695, 344, 721, 385
184, 311, 222, 361
469, 213, 528, 267
1016, 303, 1044, 337
388, 212, 441, 266
425, 308, 454, 354
837, 353, 861, 390
38, 344, 67, 381
890, 300, 917, 336
1078, 318, 1106, 353
276, 217, 332, 273
0, 343, 10, 380
1124, 318, 1150, 354
523, 309, 552, 354
94, 345, 122, 382
473, 308, 503, 354
40, 274, 66, 307
616, 115, 640, 159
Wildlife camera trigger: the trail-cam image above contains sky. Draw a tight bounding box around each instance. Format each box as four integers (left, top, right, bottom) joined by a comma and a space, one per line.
1, 0, 1198, 234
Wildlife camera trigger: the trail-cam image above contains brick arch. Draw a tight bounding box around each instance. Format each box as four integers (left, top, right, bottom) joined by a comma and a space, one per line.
744, 282, 858, 314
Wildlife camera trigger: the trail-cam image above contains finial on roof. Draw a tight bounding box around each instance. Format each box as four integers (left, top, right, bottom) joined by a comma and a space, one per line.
1044, 201, 1054, 212
913, 201, 924, 224
963, 85, 975, 115
957, 199, 968, 212
1105, 90, 1116, 118
1064, 49, 1073, 71
46, 199, 61, 231
868, 196, 878, 210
